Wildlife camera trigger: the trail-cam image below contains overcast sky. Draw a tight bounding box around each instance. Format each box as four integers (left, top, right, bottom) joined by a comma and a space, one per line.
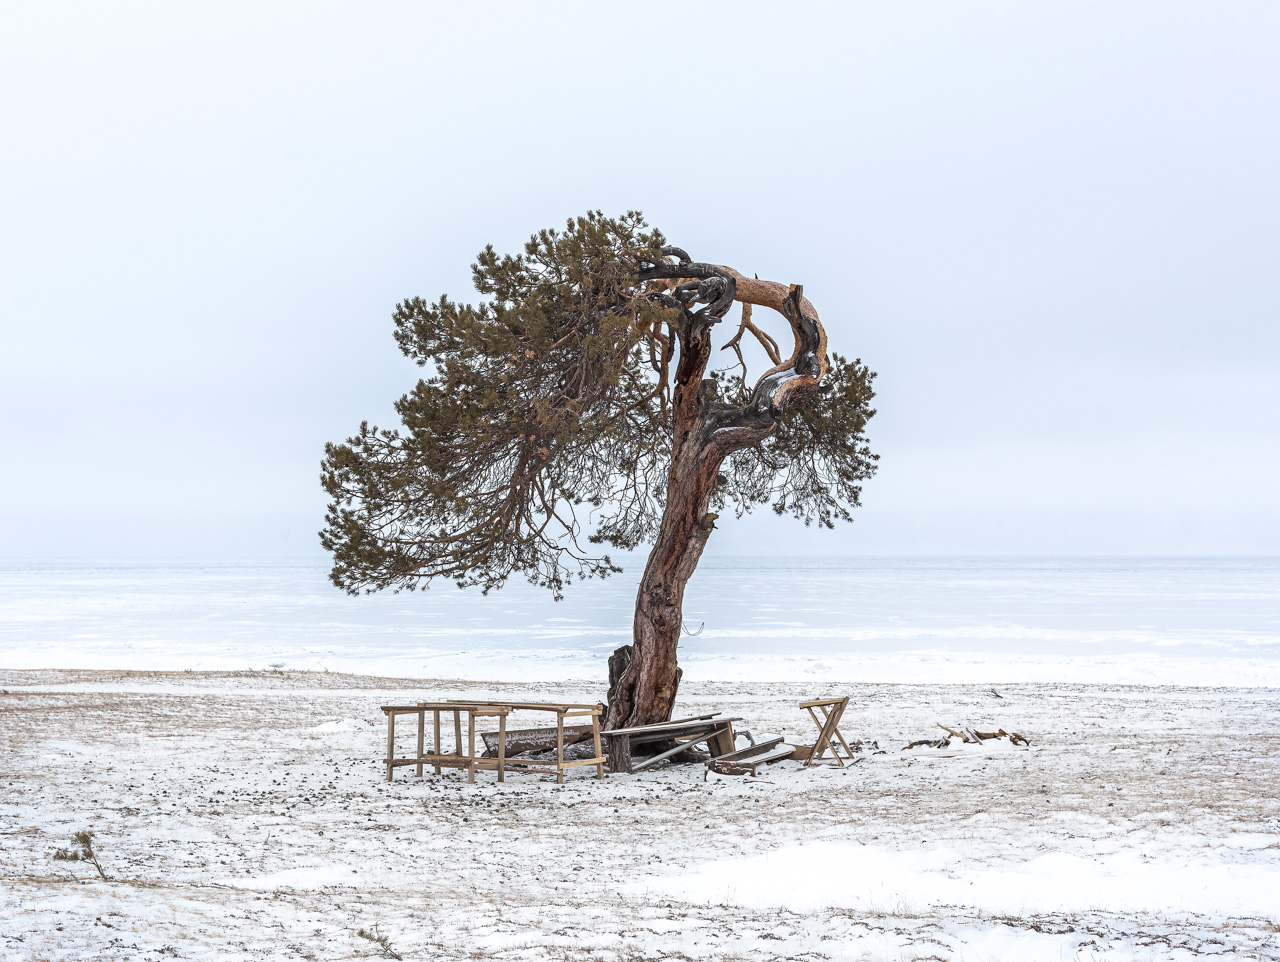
2, 2, 1277, 560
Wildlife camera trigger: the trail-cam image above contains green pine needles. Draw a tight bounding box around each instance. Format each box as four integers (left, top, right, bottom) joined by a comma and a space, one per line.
321, 211, 876, 600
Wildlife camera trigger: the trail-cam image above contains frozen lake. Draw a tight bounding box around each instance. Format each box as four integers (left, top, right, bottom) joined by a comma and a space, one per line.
2, 557, 1277, 685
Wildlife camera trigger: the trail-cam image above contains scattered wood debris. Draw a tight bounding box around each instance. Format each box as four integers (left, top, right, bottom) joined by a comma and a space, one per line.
903, 724, 1030, 751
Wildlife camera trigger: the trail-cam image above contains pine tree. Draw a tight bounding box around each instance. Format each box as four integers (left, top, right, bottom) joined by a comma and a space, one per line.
321, 211, 877, 728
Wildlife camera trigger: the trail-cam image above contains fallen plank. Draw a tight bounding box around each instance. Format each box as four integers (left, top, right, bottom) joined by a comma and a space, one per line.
706, 736, 785, 765
709, 744, 794, 776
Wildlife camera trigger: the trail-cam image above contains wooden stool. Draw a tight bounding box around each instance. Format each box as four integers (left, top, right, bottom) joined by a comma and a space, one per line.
800, 697, 854, 767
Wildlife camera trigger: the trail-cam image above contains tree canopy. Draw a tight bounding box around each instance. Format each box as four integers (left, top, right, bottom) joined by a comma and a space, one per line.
320, 211, 876, 600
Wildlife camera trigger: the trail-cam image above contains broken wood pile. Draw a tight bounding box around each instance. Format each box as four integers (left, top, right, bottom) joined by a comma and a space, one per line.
705, 736, 792, 776
382, 692, 868, 782
601, 714, 740, 774
904, 723, 1031, 750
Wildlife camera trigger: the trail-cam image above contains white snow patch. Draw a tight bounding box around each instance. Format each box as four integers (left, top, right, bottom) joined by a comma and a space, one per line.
631, 842, 1280, 919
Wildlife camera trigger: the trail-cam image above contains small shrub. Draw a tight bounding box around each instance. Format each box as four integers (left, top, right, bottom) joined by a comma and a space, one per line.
52, 830, 109, 880
356, 925, 403, 960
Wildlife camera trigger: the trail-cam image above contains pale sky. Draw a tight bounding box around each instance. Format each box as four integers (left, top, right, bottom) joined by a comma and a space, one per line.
2, 2, 1277, 559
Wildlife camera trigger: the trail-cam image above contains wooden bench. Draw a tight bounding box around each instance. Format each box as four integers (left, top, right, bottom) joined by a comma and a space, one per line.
381, 700, 605, 784
380, 702, 508, 783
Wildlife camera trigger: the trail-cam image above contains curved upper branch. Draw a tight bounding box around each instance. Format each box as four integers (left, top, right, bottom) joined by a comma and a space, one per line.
719, 269, 827, 387
638, 248, 831, 457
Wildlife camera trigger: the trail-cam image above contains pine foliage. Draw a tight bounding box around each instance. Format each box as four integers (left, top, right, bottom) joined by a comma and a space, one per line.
321, 211, 876, 598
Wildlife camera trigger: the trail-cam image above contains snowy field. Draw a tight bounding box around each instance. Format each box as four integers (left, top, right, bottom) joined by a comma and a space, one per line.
2, 669, 1278, 961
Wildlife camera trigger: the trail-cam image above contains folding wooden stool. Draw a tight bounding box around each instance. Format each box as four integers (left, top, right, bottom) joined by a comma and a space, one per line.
799, 696, 854, 767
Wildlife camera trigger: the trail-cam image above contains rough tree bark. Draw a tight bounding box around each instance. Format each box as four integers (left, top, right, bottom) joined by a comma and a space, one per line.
604, 251, 829, 730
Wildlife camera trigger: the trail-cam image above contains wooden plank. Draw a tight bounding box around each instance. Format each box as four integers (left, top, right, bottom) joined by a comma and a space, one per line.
444, 699, 602, 711
708, 722, 736, 759
602, 714, 731, 736
497, 713, 506, 783
382, 703, 490, 713
707, 736, 785, 764
622, 720, 742, 746
711, 744, 795, 776
560, 757, 607, 769
387, 756, 473, 769
604, 716, 747, 736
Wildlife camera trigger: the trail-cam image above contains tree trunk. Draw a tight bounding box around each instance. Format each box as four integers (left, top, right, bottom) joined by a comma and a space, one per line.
605, 407, 726, 729
604, 255, 829, 731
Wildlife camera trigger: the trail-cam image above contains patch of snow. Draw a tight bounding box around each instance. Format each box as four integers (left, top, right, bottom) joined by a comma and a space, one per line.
631, 843, 1280, 919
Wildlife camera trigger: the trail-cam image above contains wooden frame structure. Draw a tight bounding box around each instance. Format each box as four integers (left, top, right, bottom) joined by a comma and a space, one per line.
380, 702, 502, 783
381, 700, 605, 784
800, 696, 854, 767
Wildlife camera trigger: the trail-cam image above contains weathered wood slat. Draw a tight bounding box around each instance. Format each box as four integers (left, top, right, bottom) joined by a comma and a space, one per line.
444, 699, 603, 712
480, 725, 593, 757
707, 736, 785, 765
709, 743, 793, 775
603, 715, 735, 737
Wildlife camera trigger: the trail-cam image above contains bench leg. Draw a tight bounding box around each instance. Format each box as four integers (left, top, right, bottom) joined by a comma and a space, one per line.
385, 713, 395, 782
497, 713, 506, 783
555, 712, 565, 784
592, 715, 604, 780
467, 712, 476, 784
416, 709, 425, 777
453, 709, 462, 756
433, 710, 442, 775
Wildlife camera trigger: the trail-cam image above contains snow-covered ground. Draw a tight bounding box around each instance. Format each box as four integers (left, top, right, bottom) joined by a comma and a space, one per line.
2, 669, 1277, 961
